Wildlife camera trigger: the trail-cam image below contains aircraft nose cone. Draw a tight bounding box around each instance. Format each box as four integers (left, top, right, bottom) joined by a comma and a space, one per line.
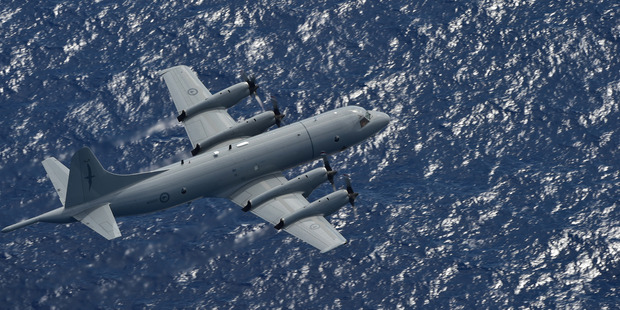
372, 111, 390, 129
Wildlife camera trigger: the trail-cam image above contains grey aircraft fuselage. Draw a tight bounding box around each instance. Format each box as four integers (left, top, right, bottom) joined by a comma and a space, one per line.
34, 106, 390, 224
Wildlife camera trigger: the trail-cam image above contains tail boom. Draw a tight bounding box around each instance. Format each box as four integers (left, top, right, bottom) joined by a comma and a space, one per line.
3, 147, 160, 239
1, 207, 69, 232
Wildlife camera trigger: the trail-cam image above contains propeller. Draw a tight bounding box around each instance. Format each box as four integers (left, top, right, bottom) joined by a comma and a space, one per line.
318, 153, 358, 218
241, 70, 264, 111
271, 95, 285, 127
344, 174, 359, 218
241, 70, 259, 94
321, 152, 337, 191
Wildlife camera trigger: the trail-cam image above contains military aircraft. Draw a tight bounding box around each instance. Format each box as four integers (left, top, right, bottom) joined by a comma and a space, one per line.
2, 65, 389, 252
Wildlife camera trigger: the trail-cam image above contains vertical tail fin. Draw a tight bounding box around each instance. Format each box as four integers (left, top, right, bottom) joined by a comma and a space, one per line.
64, 147, 165, 208
65, 147, 108, 207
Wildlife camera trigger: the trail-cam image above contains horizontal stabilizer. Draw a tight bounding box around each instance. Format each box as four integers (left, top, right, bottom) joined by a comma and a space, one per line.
42, 157, 70, 205
73, 204, 121, 240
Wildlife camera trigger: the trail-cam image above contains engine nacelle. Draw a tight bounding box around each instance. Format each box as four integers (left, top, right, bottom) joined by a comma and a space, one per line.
274, 190, 349, 230
243, 167, 336, 212
178, 82, 250, 122
192, 111, 277, 156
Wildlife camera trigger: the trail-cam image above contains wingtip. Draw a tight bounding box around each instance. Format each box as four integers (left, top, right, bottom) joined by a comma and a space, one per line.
157, 65, 192, 77
103, 231, 122, 241
319, 239, 348, 253
156, 68, 173, 77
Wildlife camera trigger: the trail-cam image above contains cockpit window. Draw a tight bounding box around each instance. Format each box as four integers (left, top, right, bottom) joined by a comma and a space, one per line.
360, 118, 369, 128
359, 111, 372, 128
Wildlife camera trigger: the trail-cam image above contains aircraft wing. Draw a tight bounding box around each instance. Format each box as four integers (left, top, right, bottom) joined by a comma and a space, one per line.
229, 173, 347, 253
159, 65, 238, 149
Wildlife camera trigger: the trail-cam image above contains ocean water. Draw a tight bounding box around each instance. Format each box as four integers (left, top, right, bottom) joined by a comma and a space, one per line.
1, 0, 618, 308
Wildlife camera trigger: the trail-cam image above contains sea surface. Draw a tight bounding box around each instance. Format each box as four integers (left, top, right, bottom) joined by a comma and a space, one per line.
1, 0, 618, 308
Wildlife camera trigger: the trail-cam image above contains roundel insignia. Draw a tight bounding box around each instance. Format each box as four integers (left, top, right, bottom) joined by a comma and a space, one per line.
309, 224, 320, 230
160, 192, 170, 203
187, 88, 198, 96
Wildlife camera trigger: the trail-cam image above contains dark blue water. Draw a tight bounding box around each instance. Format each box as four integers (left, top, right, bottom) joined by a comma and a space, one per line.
1, 0, 618, 308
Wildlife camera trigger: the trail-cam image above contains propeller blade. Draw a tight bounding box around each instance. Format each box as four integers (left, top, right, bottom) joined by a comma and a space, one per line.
271, 95, 285, 127
242, 70, 264, 111
344, 174, 359, 218
328, 172, 337, 191
320, 152, 333, 171
255, 94, 265, 111
271, 95, 281, 115
344, 174, 354, 193
241, 70, 259, 94
320, 152, 337, 190
344, 174, 359, 207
